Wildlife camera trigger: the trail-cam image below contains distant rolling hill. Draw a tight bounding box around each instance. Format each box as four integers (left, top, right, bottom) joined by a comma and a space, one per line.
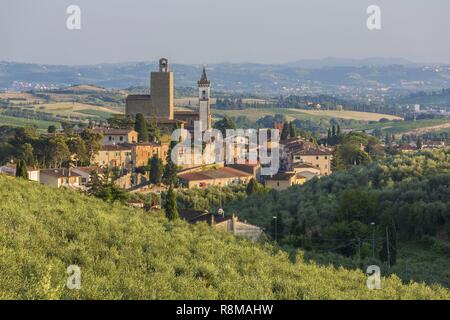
1, 59, 450, 94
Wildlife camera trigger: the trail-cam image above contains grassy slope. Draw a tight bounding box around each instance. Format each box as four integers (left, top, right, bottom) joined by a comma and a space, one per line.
0, 175, 449, 300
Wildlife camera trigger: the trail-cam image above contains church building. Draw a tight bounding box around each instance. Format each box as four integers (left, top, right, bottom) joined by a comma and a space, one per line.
125, 58, 212, 132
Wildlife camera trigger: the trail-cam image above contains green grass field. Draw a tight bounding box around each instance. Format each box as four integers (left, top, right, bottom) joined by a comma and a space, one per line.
0, 114, 61, 131
76, 108, 116, 118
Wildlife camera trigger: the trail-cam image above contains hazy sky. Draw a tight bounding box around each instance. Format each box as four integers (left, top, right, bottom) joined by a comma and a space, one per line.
1, 0, 449, 65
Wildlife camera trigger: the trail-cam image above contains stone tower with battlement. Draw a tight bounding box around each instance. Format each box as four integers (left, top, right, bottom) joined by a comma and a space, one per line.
126, 58, 174, 120
150, 58, 174, 119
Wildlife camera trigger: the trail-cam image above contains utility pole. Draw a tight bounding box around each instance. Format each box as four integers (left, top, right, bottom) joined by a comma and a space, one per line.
357, 238, 361, 265
371, 222, 376, 259
273, 216, 278, 242
386, 226, 391, 269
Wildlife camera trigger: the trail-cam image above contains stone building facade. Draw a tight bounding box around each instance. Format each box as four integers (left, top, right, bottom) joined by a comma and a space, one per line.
125, 58, 212, 132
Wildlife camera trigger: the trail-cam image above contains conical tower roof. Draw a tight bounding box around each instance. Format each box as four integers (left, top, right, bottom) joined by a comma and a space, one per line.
198, 66, 210, 86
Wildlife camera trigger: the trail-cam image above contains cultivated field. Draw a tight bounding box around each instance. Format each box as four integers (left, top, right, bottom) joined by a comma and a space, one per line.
64, 84, 109, 93
214, 107, 403, 122
288, 109, 403, 121
33, 102, 121, 118
0, 92, 46, 104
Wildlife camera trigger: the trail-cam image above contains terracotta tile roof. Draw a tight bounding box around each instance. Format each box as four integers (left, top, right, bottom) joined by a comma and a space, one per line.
292, 162, 317, 169
122, 142, 159, 147
294, 148, 333, 156
296, 171, 317, 180
265, 172, 295, 181
92, 128, 136, 135
40, 168, 81, 178
179, 167, 251, 181
100, 145, 132, 151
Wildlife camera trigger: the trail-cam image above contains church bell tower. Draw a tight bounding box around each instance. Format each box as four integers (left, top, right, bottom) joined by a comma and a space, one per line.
198, 66, 211, 131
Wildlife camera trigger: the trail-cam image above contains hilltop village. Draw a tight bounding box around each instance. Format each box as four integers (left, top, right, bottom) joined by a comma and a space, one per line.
3, 58, 449, 242
0, 58, 340, 239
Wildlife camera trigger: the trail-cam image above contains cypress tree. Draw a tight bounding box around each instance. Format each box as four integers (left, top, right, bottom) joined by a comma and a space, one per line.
135, 113, 149, 142
15, 160, 28, 179
149, 154, 163, 185
47, 125, 56, 133
246, 178, 258, 195
416, 137, 423, 150
281, 122, 289, 141
163, 141, 178, 185
164, 185, 179, 221
289, 122, 296, 138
